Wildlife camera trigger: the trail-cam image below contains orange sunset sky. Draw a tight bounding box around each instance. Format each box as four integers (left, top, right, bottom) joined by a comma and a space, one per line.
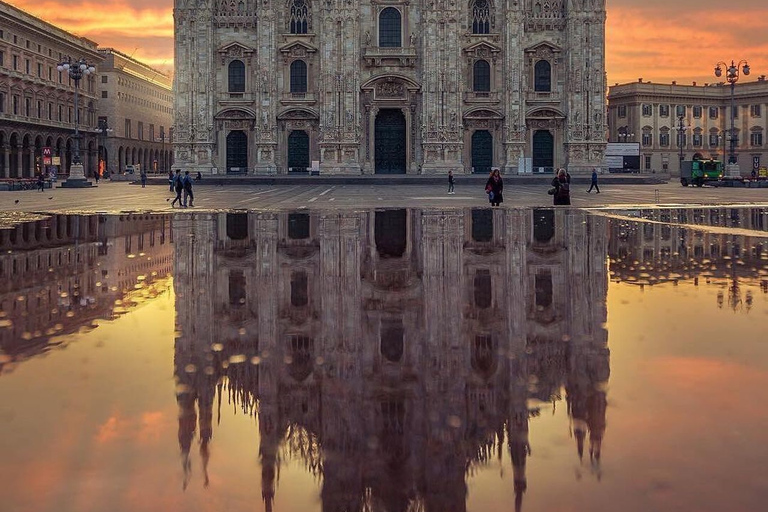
7, 0, 768, 85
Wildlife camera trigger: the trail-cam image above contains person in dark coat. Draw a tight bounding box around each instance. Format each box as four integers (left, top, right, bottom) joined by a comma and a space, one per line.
171, 170, 184, 207
551, 168, 571, 205
587, 168, 600, 193
182, 170, 194, 207
485, 168, 503, 207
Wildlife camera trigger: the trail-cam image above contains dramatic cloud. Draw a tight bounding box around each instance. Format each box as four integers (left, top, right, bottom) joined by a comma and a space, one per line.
9, 1, 174, 72
8, 0, 768, 85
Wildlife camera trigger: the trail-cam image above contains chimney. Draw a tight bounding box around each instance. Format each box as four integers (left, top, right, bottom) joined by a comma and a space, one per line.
692, 81, 697, 86
672, 81, 677, 85
759, 75, 766, 82
638, 78, 643, 82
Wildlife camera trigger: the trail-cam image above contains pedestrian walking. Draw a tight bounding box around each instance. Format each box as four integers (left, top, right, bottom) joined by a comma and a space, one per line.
94, 171, 100, 184
182, 170, 194, 207
485, 168, 503, 207
448, 170, 455, 194
169, 170, 175, 192
550, 168, 571, 205
171, 170, 184, 207
37, 173, 45, 192
587, 168, 600, 193
140, 169, 147, 188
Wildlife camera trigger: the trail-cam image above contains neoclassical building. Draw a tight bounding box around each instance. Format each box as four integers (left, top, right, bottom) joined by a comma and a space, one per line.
173, 0, 607, 176
608, 78, 768, 176
0, 0, 100, 179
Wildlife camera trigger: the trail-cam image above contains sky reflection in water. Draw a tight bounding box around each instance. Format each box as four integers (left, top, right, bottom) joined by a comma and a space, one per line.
0, 207, 767, 512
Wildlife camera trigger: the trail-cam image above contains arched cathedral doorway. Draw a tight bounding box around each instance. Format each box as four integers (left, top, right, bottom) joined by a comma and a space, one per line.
471, 130, 493, 174
375, 109, 407, 174
532, 130, 554, 173
226, 131, 248, 174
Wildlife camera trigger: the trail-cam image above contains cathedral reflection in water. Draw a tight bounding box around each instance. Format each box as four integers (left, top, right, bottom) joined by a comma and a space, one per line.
172, 208, 610, 511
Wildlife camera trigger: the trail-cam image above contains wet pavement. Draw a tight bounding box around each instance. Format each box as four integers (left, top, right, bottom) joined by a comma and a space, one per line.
0, 207, 767, 512
0, 180, 767, 213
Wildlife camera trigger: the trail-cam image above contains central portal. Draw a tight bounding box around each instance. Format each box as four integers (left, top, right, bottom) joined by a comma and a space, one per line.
375, 109, 407, 174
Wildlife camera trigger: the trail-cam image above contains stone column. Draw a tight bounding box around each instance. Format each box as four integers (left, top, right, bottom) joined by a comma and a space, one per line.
1, 146, 8, 178
15, 145, 22, 178
367, 106, 378, 174
28, 148, 35, 177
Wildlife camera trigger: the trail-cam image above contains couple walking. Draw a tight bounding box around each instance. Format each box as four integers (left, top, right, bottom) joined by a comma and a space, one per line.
549, 168, 601, 205
171, 170, 195, 207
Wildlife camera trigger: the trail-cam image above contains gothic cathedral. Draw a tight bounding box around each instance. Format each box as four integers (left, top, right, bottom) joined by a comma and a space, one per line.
173, 0, 607, 176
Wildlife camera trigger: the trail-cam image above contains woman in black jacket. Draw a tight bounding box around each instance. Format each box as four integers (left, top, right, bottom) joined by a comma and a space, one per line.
485, 168, 504, 207
551, 168, 571, 205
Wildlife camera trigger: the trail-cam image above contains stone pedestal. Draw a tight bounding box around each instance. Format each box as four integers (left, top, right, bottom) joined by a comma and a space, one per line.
60, 163, 93, 188
726, 163, 741, 177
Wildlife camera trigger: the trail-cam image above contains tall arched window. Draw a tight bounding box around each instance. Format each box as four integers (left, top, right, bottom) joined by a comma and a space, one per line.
379, 7, 402, 48
471, 0, 491, 34
534, 60, 551, 92
473, 60, 491, 92
290, 60, 307, 93
289, 0, 309, 34
228, 60, 245, 93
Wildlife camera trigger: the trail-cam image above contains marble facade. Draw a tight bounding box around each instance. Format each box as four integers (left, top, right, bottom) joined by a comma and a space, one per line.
173, 0, 607, 177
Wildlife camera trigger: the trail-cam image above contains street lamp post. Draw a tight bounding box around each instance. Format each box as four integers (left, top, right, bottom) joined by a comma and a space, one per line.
156, 129, 166, 173
94, 119, 114, 178
617, 128, 635, 142
58, 57, 96, 187
715, 59, 750, 176
676, 115, 689, 172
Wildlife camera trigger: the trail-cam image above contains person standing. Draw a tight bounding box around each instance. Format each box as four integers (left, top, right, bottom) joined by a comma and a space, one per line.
587, 168, 600, 193
171, 170, 184, 207
169, 169, 175, 192
485, 168, 504, 207
448, 170, 455, 194
140, 169, 147, 188
182, 170, 194, 207
551, 168, 571, 205
37, 173, 45, 192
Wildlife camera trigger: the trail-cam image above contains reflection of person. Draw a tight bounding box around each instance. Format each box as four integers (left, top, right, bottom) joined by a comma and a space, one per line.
587, 168, 600, 193
551, 168, 571, 205
485, 168, 503, 207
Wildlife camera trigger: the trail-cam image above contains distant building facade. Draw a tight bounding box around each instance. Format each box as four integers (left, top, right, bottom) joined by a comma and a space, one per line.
97, 48, 174, 175
173, 0, 607, 177
0, 0, 100, 178
608, 77, 768, 176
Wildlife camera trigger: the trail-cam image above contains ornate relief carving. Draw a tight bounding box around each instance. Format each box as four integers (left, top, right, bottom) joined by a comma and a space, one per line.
376, 81, 405, 99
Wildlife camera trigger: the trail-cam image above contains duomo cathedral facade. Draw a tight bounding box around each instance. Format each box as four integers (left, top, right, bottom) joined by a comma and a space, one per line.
173, 0, 607, 176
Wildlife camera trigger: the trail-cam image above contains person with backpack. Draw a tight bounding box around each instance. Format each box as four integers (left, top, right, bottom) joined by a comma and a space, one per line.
550, 168, 571, 205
